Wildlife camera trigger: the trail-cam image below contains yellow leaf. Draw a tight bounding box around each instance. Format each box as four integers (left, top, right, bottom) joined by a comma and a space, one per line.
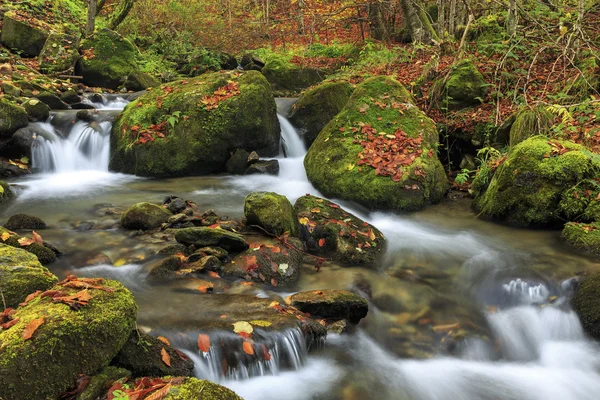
249, 320, 272, 327
1, 232, 10, 241
232, 321, 253, 336
298, 217, 309, 225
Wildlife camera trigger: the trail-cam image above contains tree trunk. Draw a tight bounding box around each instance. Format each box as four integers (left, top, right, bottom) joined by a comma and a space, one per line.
507, 0, 517, 37
108, 0, 137, 31
298, 0, 305, 34
86, 0, 96, 37
399, 0, 439, 44
448, 0, 456, 37
437, 0, 446, 37
368, 1, 388, 41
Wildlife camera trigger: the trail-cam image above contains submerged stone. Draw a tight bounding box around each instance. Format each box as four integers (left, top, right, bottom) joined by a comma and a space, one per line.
5, 213, 47, 230
121, 202, 172, 230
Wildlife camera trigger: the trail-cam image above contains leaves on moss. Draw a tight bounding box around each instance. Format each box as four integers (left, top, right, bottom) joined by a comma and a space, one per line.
23, 315, 44, 340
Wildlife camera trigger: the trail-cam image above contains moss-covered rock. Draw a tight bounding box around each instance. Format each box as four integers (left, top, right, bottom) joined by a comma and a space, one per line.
289, 80, 354, 148
304, 76, 448, 211
78, 366, 131, 400
559, 179, 600, 223
121, 202, 172, 230
572, 272, 600, 340
0, 181, 14, 204
147, 255, 221, 282
112, 331, 194, 377
0, 277, 137, 400
164, 378, 242, 400
244, 192, 298, 236
38, 31, 80, 74
0, 11, 49, 57
294, 195, 385, 267
261, 56, 327, 95
5, 213, 47, 230
0, 98, 28, 138
75, 29, 139, 89
434, 59, 487, 110
0, 243, 58, 308
290, 289, 368, 324
175, 227, 249, 252
562, 222, 600, 255
473, 137, 600, 227
509, 105, 554, 147
109, 71, 280, 177
0, 226, 57, 264
124, 71, 161, 91
21, 98, 50, 122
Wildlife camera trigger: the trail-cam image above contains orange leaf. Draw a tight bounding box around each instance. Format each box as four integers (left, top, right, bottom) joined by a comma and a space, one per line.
208, 271, 220, 278
198, 334, 210, 353
18, 237, 35, 247
311, 207, 321, 213
145, 382, 172, 400
242, 340, 254, 355
32, 231, 43, 245
157, 336, 171, 346
318, 238, 326, 247
23, 316, 44, 340
161, 347, 171, 367
1, 232, 10, 241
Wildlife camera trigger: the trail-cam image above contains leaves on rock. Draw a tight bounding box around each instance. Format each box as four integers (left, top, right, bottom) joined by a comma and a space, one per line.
157, 336, 171, 346
200, 81, 241, 111
160, 347, 171, 367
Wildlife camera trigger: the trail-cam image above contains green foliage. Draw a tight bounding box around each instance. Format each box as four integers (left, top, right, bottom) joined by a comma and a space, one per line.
509, 105, 554, 146
454, 168, 471, 185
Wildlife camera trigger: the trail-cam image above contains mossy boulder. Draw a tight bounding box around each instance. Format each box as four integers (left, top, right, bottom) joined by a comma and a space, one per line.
562, 222, 600, 255
75, 29, 139, 89
223, 237, 303, 286
435, 59, 487, 110
261, 56, 326, 95
0, 278, 137, 400
304, 76, 448, 211
0, 243, 58, 308
78, 366, 131, 400
0, 11, 49, 57
509, 106, 554, 147
164, 378, 242, 399
147, 255, 221, 282
289, 80, 354, 148
124, 71, 161, 91
121, 202, 172, 230
294, 195, 386, 267
21, 98, 50, 122
39, 32, 81, 74
112, 331, 194, 377
0, 181, 14, 204
0, 226, 57, 264
572, 272, 600, 340
0, 98, 28, 138
175, 227, 249, 252
244, 192, 298, 236
473, 137, 600, 227
290, 289, 368, 324
109, 71, 280, 177
5, 213, 47, 230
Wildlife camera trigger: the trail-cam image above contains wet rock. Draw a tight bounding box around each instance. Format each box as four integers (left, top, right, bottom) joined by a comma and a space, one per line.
148, 254, 221, 282
60, 90, 82, 105
175, 227, 249, 252
121, 202, 172, 230
247, 151, 260, 164
157, 244, 187, 256
245, 159, 279, 175
0, 243, 58, 308
0, 226, 57, 264
71, 102, 96, 110
0, 159, 30, 178
167, 213, 187, 225
572, 272, 600, 340
83, 253, 113, 267
327, 319, 349, 334
223, 237, 302, 286
163, 196, 187, 214
78, 366, 131, 400
294, 195, 386, 267
124, 71, 160, 91
244, 191, 298, 236
0, 181, 14, 203
189, 247, 228, 260
0, 98, 28, 138
76, 109, 95, 122
240, 53, 265, 69
21, 98, 50, 122
1, 82, 20, 97
112, 331, 194, 378
186, 255, 222, 274
226, 148, 250, 174
0, 11, 49, 57
290, 290, 369, 324
5, 213, 47, 230
35, 92, 70, 110
0, 278, 137, 400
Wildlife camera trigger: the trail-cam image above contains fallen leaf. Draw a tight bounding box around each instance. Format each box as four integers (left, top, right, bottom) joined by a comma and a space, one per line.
32, 231, 43, 245
298, 217, 309, 225
160, 347, 171, 367
1, 232, 10, 241
198, 334, 210, 353
17, 237, 35, 247
242, 340, 254, 355
23, 316, 44, 340
157, 336, 171, 346
233, 321, 253, 336
261, 344, 271, 361
318, 238, 326, 247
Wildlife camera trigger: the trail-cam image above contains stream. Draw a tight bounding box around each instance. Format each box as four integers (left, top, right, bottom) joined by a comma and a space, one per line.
3, 97, 600, 399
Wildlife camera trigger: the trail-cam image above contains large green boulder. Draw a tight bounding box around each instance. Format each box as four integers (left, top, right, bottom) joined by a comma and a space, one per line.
473, 137, 600, 227
289, 80, 354, 148
105, 377, 242, 400
175, 227, 249, 252
75, 29, 138, 89
38, 32, 81, 74
261, 56, 326, 95
110, 71, 280, 177
0, 243, 58, 308
0, 277, 137, 400
244, 192, 298, 236
572, 272, 600, 340
435, 59, 487, 110
295, 195, 386, 267
121, 202, 172, 230
304, 76, 448, 211
0, 98, 28, 138
0, 11, 49, 57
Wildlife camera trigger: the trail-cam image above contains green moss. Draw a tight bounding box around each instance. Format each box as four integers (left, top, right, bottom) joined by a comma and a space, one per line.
562, 222, 600, 255
474, 137, 600, 227
0, 227, 57, 264
121, 202, 172, 230
0, 279, 137, 400
0, 182, 15, 204
261, 55, 327, 95
434, 59, 487, 110
164, 378, 242, 400
175, 227, 248, 252
79, 366, 131, 400
0, 11, 49, 57
21, 99, 50, 122
244, 192, 298, 236
0, 98, 28, 138
509, 105, 554, 147
572, 272, 600, 339
289, 80, 355, 148
559, 180, 600, 222
38, 32, 80, 74
110, 71, 280, 177
304, 76, 448, 211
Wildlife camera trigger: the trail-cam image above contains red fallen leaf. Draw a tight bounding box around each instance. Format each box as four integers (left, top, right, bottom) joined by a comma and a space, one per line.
339, 127, 346, 132
329, 204, 340, 209
261, 344, 272, 361
208, 223, 220, 228
161, 347, 171, 367
157, 336, 171, 346
318, 238, 326, 247
23, 315, 44, 340
208, 271, 220, 278
198, 334, 210, 352
271, 278, 278, 287
1, 317, 19, 330
242, 340, 254, 355
20, 290, 42, 306
270, 246, 281, 253
144, 382, 172, 400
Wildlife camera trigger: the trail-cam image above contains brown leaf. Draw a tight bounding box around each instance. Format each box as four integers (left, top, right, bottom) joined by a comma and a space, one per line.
160, 347, 171, 367
32, 231, 43, 245
18, 237, 35, 247
145, 383, 172, 400
261, 344, 271, 361
198, 334, 210, 353
157, 336, 171, 346
23, 315, 44, 340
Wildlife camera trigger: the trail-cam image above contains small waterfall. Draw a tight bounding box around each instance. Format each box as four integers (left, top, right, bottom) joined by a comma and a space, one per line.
82, 94, 129, 110
502, 278, 550, 305
31, 120, 112, 173
278, 114, 306, 158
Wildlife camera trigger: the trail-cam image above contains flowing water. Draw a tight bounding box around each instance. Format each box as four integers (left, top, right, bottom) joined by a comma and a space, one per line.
3, 97, 600, 399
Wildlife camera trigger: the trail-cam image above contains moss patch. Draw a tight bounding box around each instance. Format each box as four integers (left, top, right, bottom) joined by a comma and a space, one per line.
121, 202, 172, 230
562, 222, 600, 255
0, 98, 28, 138
572, 272, 600, 340
509, 105, 554, 147
434, 59, 487, 110
244, 192, 298, 236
